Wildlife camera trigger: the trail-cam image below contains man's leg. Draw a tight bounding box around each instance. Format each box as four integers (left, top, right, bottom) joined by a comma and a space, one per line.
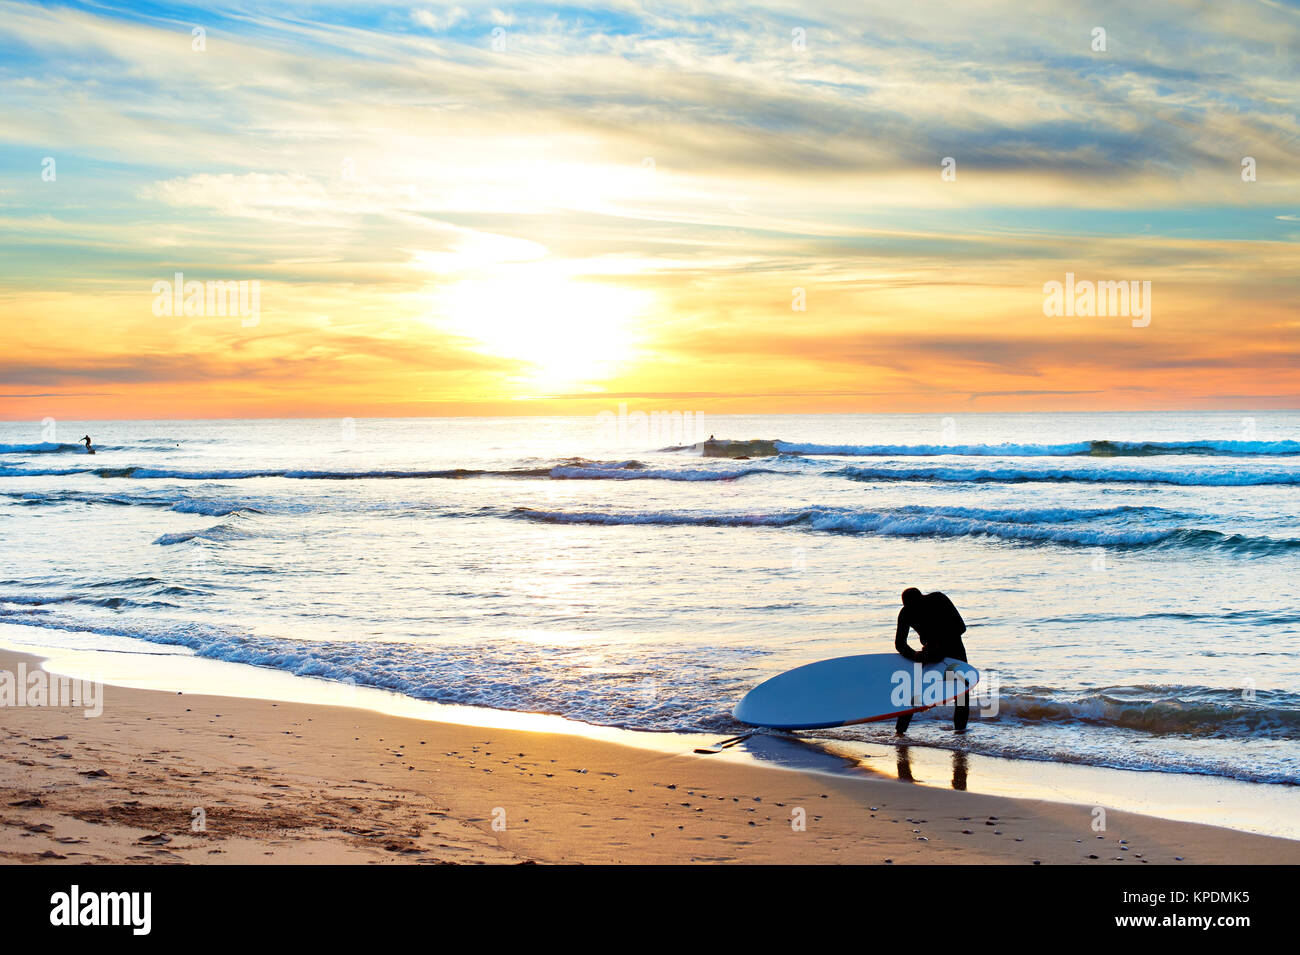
953, 689, 969, 732
895, 711, 913, 734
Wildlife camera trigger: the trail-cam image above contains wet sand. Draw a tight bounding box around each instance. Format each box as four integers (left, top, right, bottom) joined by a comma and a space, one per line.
2, 648, 1297, 865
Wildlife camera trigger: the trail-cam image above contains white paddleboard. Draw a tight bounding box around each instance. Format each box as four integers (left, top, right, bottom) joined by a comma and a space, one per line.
734, 653, 979, 730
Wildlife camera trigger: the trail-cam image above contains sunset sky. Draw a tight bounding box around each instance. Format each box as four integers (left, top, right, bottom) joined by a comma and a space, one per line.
1, 0, 1297, 419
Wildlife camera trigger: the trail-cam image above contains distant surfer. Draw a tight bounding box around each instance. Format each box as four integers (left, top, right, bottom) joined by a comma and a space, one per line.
80, 435, 95, 455
893, 588, 968, 734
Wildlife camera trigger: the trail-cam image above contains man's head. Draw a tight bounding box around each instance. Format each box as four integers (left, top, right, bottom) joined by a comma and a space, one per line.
901, 587, 923, 608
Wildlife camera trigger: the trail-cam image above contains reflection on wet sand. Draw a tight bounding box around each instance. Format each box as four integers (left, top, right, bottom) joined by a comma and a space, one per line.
739, 732, 973, 791
895, 746, 967, 790
897, 745, 914, 782
952, 750, 968, 791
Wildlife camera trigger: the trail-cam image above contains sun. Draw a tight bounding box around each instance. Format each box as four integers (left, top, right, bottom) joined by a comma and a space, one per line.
434, 265, 651, 392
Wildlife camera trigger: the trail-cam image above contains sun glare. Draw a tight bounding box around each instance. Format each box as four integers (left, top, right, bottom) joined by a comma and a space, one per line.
434, 267, 651, 392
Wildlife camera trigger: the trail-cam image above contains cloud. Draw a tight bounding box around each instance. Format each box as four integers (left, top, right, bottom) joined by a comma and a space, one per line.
412, 6, 469, 31
4, 0, 1296, 203
1, 0, 1297, 414
0, 392, 115, 398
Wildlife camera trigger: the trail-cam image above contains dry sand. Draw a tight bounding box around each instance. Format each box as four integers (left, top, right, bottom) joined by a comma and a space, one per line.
2, 648, 1297, 865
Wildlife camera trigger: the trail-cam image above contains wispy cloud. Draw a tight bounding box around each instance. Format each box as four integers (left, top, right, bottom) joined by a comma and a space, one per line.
1, 0, 1296, 416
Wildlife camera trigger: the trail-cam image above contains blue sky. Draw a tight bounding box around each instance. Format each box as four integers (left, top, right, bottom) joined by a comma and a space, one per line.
0, 0, 1296, 416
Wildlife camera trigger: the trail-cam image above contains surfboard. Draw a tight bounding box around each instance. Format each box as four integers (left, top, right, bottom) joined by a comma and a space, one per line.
733, 653, 979, 730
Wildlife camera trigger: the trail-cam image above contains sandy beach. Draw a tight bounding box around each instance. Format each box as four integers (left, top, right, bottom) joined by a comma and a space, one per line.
2, 648, 1296, 866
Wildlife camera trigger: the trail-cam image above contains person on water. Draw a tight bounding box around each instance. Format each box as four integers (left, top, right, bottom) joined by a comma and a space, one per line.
893, 587, 969, 734
80, 435, 94, 454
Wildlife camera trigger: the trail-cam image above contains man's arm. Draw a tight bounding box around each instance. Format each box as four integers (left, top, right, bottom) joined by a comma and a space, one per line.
896, 611, 949, 663
895, 610, 922, 661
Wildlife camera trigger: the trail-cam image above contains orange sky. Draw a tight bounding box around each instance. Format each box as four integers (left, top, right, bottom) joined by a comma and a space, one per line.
1, 1, 1297, 420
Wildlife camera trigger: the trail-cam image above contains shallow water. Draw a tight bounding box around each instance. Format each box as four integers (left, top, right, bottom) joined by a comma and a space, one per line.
1, 411, 1297, 785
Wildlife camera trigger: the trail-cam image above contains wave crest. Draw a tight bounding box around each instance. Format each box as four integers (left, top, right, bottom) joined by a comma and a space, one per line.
508, 505, 1299, 554
776, 438, 1300, 457
837, 464, 1300, 486
997, 686, 1300, 739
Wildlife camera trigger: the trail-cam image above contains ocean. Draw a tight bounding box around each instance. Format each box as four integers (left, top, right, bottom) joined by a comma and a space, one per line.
1, 411, 1297, 787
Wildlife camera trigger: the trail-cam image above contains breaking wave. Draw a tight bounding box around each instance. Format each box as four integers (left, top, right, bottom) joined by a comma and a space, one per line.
775, 438, 1300, 457
507, 505, 1299, 555
837, 464, 1300, 486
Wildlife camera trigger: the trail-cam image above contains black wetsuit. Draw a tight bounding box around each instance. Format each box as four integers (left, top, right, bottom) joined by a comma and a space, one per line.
894, 591, 969, 732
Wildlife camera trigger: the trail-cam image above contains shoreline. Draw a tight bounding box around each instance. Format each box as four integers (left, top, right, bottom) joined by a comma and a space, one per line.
3, 621, 1299, 842
2, 641, 1298, 864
